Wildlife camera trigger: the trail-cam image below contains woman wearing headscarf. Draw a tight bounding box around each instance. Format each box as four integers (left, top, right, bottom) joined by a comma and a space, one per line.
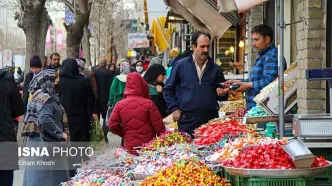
23, 69, 71, 186
108, 61, 131, 107
141, 57, 162, 76
57, 58, 95, 142
143, 64, 168, 117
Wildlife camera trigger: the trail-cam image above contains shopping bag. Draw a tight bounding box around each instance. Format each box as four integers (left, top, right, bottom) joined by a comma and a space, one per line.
90, 119, 105, 151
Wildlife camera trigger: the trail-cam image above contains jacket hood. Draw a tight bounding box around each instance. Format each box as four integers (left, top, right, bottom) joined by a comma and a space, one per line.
59, 58, 80, 78
124, 72, 149, 99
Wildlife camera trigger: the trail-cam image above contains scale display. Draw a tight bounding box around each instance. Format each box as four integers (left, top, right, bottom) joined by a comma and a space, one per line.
306, 68, 332, 80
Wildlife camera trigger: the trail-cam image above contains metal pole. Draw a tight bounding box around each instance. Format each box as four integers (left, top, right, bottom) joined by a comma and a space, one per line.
279, 0, 285, 139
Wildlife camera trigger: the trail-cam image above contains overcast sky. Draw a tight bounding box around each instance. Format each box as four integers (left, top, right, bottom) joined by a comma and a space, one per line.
147, 0, 168, 26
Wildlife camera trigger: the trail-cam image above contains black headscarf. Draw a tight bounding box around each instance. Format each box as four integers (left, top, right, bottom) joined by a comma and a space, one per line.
143, 64, 166, 85
59, 58, 80, 78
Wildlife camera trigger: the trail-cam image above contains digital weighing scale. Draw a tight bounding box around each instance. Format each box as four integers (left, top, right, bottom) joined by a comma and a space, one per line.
292, 68, 332, 139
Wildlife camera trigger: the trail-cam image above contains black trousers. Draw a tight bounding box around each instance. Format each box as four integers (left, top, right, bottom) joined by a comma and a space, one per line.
97, 101, 109, 142
0, 170, 13, 186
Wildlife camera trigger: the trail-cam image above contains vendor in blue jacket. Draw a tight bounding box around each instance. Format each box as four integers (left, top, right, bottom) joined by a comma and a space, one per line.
163, 31, 228, 136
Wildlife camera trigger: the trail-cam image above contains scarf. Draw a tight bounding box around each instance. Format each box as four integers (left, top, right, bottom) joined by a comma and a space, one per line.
120, 62, 131, 75
23, 70, 70, 140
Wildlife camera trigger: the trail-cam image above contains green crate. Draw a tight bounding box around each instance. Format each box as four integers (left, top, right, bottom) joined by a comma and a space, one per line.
307, 148, 332, 185
224, 171, 243, 186
244, 178, 306, 186
309, 148, 332, 161
306, 166, 332, 185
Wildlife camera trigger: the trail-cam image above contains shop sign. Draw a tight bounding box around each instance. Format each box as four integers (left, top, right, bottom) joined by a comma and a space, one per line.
128, 33, 149, 49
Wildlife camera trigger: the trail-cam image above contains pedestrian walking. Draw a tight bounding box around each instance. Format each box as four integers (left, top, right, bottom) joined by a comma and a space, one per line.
0, 68, 25, 186
94, 58, 113, 143
108, 73, 165, 155
23, 69, 71, 186
143, 64, 168, 117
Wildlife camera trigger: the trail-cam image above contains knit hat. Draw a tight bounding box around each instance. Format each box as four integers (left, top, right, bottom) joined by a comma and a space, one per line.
30, 56, 42, 68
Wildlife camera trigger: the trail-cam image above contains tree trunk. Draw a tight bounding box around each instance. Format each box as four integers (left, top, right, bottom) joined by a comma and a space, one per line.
16, 0, 51, 146
66, 28, 81, 58
17, 1, 51, 73
82, 24, 91, 66
112, 45, 118, 63
64, 0, 91, 58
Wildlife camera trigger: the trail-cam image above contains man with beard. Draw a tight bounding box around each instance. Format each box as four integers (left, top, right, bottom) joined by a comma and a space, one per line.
163, 31, 228, 137
224, 24, 286, 111
46, 52, 61, 70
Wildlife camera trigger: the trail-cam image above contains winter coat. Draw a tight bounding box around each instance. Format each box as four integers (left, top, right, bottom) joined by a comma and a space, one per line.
108, 75, 127, 106
0, 69, 25, 170
58, 59, 95, 142
108, 73, 166, 155
164, 55, 228, 113
0, 69, 25, 142
94, 66, 113, 102
23, 101, 71, 186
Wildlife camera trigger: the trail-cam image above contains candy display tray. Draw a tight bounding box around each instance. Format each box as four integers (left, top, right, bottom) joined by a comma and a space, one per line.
223, 161, 332, 178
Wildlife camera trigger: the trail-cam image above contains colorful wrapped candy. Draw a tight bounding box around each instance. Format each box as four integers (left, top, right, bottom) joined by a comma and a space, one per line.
141, 131, 192, 151
194, 120, 251, 146
140, 158, 230, 186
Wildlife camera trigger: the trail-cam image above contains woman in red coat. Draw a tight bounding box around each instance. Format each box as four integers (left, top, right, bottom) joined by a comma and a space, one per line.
108, 72, 166, 155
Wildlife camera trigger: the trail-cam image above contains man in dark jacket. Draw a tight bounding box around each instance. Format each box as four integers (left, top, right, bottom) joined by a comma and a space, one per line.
94, 58, 113, 142
163, 31, 228, 136
23, 56, 43, 107
0, 68, 25, 186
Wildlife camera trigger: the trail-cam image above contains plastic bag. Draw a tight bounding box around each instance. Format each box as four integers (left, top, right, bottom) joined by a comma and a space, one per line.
90, 119, 105, 151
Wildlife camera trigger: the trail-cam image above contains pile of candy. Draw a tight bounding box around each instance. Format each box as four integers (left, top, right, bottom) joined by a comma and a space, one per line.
204, 136, 267, 162
222, 142, 297, 169
140, 158, 230, 186
311, 156, 330, 168
141, 131, 192, 151
194, 120, 251, 146
64, 169, 132, 186
245, 105, 268, 117
219, 99, 246, 112
133, 144, 198, 175
166, 122, 178, 129
230, 108, 246, 118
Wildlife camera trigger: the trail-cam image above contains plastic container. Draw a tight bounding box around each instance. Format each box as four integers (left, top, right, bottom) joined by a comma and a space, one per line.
224, 171, 242, 186
244, 178, 306, 186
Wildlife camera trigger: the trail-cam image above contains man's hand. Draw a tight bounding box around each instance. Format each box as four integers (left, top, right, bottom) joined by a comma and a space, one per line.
233, 82, 253, 92
172, 110, 181, 122
216, 88, 229, 96
224, 80, 241, 88
62, 132, 68, 141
